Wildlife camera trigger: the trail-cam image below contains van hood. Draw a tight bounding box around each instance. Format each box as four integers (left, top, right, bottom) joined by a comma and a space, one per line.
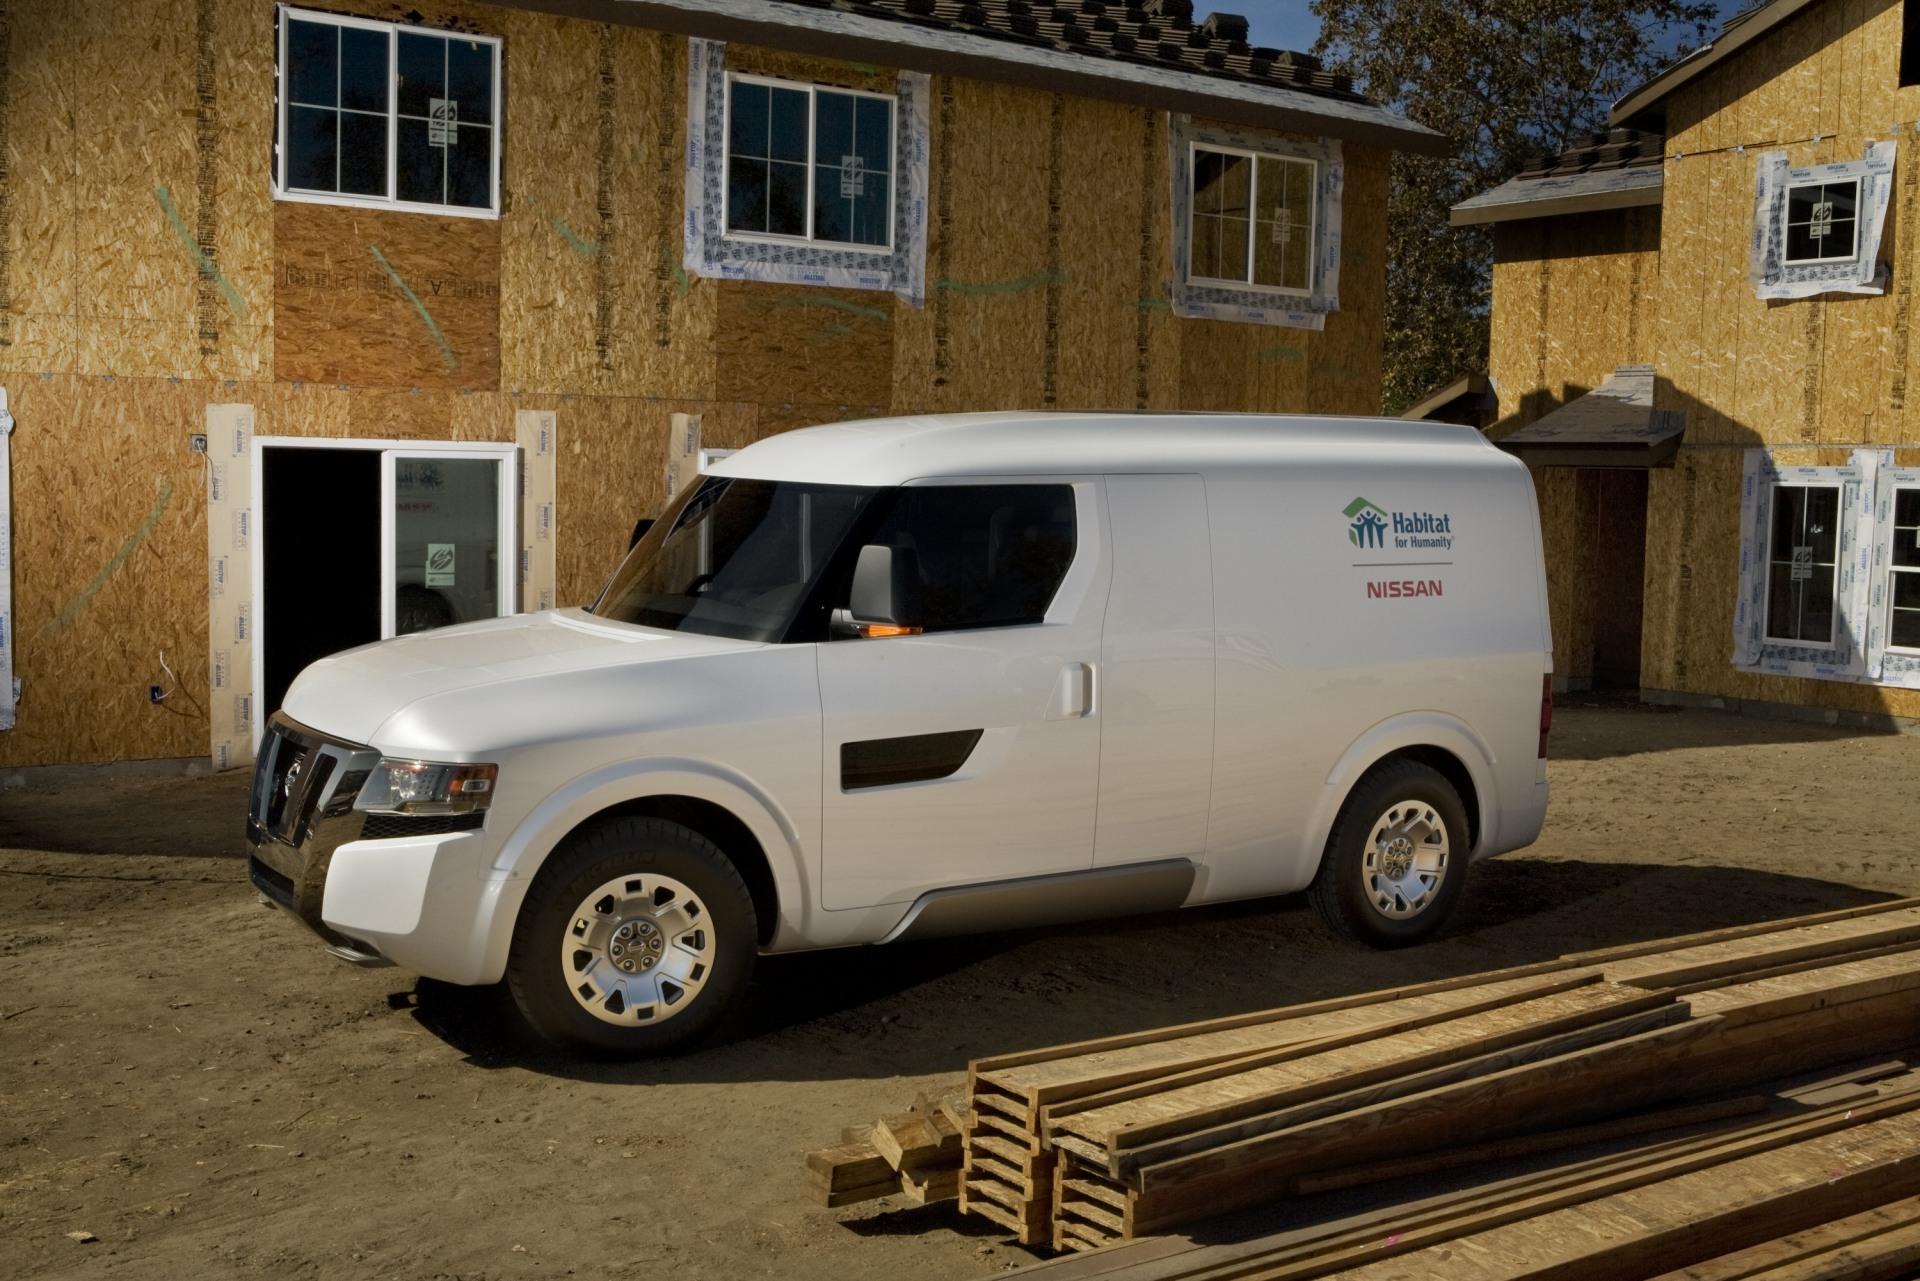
280, 609, 758, 747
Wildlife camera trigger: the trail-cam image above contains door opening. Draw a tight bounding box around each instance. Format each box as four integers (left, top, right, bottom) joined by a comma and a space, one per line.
253, 439, 518, 742
261, 447, 382, 720
1589, 468, 1648, 690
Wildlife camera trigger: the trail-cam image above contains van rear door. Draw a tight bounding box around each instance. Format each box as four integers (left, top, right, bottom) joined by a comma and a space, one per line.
814, 479, 1111, 910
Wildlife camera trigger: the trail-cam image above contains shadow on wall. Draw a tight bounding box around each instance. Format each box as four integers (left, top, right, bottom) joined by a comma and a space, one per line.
1489, 362, 1910, 747
399, 857, 1892, 1086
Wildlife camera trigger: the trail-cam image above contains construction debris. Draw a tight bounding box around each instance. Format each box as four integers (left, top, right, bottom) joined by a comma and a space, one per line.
807, 896, 1920, 1280
803, 1084, 971, 1209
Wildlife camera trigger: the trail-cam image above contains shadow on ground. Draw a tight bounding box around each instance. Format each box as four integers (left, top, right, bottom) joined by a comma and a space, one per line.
401, 857, 1891, 1085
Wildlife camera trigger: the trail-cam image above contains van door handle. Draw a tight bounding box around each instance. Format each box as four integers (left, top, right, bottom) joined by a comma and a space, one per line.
1050, 662, 1094, 720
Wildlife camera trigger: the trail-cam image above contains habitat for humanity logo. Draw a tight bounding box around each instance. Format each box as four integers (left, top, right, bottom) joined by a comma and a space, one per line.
1343, 497, 1455, 551
1345, 497, 1389, 549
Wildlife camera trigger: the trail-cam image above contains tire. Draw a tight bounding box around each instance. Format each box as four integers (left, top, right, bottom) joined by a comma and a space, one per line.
506, 817, 757, 1054
1308, 759, 1470, 949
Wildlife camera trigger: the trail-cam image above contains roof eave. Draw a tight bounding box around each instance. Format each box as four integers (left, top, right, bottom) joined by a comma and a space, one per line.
1450, 180, 1664, 227
1608, 0, 1819, 127
501, 0, 1449, 155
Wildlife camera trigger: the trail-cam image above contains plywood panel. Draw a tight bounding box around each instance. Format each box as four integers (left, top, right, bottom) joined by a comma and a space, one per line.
0, 0, 80, 376
715, 282, 894, 410
273, 201, 501, 391
1054, 95, 1145, 410
0, 375, 215, 767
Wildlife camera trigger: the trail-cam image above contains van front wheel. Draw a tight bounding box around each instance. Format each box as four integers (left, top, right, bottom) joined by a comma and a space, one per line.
506, 817, 757, 1054
1309, 760, 1468, 948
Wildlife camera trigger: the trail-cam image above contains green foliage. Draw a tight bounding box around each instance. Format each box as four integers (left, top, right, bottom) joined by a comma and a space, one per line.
1311, 0, 1714, 412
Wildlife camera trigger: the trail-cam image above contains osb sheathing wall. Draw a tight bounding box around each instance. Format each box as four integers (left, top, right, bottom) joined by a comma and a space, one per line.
0, 0, 1390, 767
1636, 0, 1920, 720
1487, 210, 1662, 684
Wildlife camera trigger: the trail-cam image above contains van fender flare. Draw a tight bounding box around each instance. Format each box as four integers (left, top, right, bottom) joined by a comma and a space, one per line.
1306, 713, 1500, 869
475, 759, 811, 984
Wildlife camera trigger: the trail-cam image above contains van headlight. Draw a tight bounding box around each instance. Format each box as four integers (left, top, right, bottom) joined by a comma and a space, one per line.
354, 760, 498, 816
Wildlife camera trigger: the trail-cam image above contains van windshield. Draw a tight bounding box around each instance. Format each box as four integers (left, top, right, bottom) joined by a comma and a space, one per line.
589, 476, 874, 642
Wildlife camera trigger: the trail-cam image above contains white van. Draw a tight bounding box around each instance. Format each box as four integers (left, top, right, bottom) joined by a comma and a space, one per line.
248, 413, 1553, 1053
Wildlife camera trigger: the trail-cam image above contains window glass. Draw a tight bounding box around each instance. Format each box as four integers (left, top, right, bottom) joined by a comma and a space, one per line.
1252, 156, 1313, 291
726, 77, 893, 247
1765, 484, 1842, 643
591, 477, 873, 643
1785, 180, 1860, 263
857, 485, 1077, 633
1893, 487, 1920, 650
1191, 147, 1312, 291
278, 11, 497, 214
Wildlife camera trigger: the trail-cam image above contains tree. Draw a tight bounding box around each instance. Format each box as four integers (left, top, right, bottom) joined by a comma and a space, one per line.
1311, 0, 1715, 412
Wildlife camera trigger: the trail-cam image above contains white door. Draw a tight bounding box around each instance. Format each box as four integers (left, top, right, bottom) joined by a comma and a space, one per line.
815, 478, 1112, 910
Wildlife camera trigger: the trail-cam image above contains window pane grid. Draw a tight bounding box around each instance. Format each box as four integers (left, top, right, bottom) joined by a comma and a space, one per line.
1892, 486, 1920, 651
1765, 484, 1842, 645
725, 75, 894, 250
278, 8, 496, 215
1784, 179, 1860, 264
1190, 146, 1312, 294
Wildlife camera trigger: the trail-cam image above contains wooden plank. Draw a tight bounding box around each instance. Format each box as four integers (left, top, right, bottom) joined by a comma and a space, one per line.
1604, 911, 1920, 989
1286, 1093, 1769, 1197
901, 1164, 963, 1206
1130, 1089, 1920, 1270
1685, 951, 1920, 1026
805, 1140, 894, 1194
1060, 984, 1673, 1155
1040, 973, 1606, 1126
1131, 990, 1920, 1195
873, 1108, 962, 1172
982, 973, 1602, 1113
1734, 1221, 1920, 1281
1013, 1090, 1896, 1281
1645, 1193, 1920, 1280
1116, 1004, 1699, 1181
1319, 1109, 1920, 1281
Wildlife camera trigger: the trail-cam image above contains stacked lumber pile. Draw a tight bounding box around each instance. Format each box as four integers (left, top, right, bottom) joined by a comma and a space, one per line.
803, 895, 1920, 1277
805, 1083, 972, 1208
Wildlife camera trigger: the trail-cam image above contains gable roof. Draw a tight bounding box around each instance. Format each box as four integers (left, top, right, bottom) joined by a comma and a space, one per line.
571, 0, 1447, 153
1610, 0, 1818, 127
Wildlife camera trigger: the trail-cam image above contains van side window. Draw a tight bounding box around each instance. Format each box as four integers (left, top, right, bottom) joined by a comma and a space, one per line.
860, 485, 1076, 632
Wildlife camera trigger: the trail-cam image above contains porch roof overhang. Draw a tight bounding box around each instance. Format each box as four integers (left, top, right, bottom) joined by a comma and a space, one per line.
1495, 365, 1686, 467
1450, 164, 1664, 227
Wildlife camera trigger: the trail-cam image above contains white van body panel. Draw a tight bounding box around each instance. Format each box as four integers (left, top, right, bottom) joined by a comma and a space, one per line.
261, 413, 1551, 987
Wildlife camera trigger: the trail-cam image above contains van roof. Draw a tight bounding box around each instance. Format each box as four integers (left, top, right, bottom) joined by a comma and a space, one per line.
708, 412, 1504, 487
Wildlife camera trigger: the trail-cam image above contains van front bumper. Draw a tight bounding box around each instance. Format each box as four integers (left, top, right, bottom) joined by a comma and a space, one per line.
247, 712, 505, 985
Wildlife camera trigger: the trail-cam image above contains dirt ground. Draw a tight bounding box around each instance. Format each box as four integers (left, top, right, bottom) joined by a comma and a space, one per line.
2, 700, 1917, 1280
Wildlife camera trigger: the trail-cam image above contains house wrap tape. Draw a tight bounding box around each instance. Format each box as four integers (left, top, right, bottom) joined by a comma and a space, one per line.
682, 39, 930, 303
516, 409, 558, 613
206, 403, 255, 771
664, 412, 702, 504
0, 387, 15, 731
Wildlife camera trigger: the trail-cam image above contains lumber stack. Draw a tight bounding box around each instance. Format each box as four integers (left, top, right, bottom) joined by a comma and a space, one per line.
806, 894, 1920, 1277
804, 1084, 971, 1209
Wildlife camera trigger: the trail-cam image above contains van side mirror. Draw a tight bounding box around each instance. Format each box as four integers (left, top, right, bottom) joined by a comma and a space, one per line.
837, 544, 923, 639
629, 517, 656, 550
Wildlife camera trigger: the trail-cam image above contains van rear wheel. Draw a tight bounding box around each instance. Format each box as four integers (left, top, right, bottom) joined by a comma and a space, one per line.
506, 817, 756, 1055
1309, 760, 1468, 948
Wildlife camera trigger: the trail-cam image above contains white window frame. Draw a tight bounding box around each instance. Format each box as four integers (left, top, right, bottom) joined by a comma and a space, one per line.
719, 71, 897, 256
1884, 482, 1920, 656
273, 5, 503, 221
1762, 479, 1845, 649
1780, 176, 1862, 267
1184, 141, 1317, 299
